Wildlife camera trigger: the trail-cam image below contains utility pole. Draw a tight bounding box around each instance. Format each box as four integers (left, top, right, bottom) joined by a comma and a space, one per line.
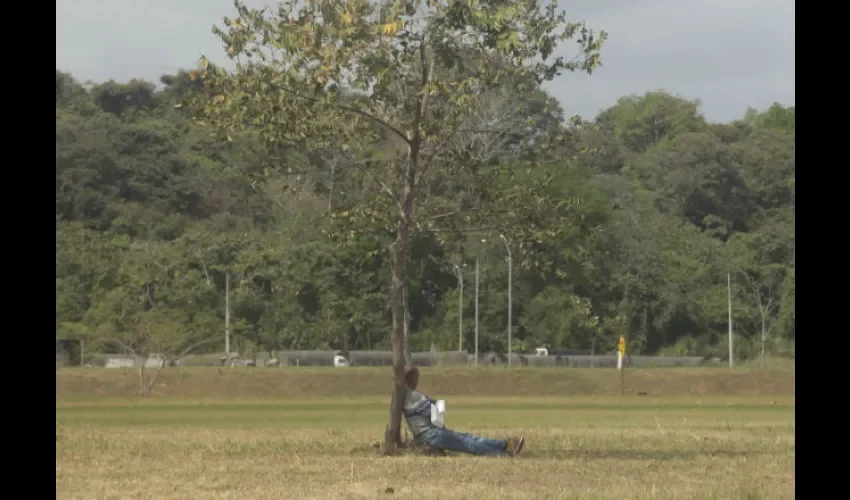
454, 264, 463, 352
728, 271, 733, 368
474, 258, 479, 367
499, 235, 512, 367
225, 272, 231, 362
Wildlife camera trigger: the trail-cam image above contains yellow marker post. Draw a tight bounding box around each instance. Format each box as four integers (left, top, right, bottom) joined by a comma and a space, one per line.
618, 336, 627, 395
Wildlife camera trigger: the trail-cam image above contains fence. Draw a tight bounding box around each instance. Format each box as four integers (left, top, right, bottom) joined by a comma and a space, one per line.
83, 349, 717, 368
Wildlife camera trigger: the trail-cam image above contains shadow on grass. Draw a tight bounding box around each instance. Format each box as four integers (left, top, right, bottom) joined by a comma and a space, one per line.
526, 448, 764, 460
348, 443, 764, 461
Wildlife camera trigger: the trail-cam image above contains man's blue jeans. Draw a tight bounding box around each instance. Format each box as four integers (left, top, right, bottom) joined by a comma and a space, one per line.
418, 427, 507, 456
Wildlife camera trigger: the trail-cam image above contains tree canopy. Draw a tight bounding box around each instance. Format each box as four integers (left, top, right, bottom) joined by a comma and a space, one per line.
56, 64, 795, 359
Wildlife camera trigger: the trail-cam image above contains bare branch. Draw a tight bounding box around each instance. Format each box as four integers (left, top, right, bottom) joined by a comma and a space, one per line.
338, 150, 404, 215
145, 284, 156, 306
198, 255, 211, 285
145, 358, 166, 392
415, 130, 456, 187
456, 129, 527, 139
423, 207, 480, 221
267, 81, 411, 147
332, 100, 411, 147
108, 338, 139, 358
425, 226, 501, 234
178, 337, 222, 359
379, 181, 401, 210
326, 158, 336, 215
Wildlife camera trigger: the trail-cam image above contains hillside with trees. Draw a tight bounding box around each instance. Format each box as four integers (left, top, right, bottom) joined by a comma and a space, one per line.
56, 66, 794, 361
55, 4, 794, 374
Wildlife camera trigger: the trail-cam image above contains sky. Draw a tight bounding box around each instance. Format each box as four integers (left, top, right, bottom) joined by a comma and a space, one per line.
56, 0, 794, 123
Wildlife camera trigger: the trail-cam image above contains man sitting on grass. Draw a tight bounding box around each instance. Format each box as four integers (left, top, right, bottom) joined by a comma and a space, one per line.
402, 365, 525, 457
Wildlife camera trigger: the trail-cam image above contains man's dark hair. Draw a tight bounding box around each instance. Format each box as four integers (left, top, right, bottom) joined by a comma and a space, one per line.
404, 365, 419, 385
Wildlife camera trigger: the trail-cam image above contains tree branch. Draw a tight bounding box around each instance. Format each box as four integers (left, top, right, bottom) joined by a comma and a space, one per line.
108, 338, 139, 358
333, 100, 411, 147
145, 283, 156, 306
407, 37, 433, 186
178, 336, 222, 359
145, 358, 166, 392
424, 226, 500, 234
198, 254, 211, 285
745, 272, 765, 313
456, 128, 527, 139
414, 39, 432, 147
423, 207, 480, 221
267, 82, 411, 147
415, 132, 455, 187
339, 150, 404, 216
379, 181, 403, 215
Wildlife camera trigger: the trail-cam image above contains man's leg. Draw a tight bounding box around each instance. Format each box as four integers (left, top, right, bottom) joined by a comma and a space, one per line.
421, 428, 507, 456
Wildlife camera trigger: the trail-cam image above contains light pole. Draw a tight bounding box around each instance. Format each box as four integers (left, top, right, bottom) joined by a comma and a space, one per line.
499, 234, 512, 367
474, 257, 479, 367
453, 264, 464, 352
728, 271, 733, 368
225, 272, 231, 363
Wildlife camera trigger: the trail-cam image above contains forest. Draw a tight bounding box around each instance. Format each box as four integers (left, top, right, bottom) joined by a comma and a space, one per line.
56, 12, 794, 362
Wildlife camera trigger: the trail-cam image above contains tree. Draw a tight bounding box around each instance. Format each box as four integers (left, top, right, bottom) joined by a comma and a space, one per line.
626, 131, 756, 239
55, 65, 796, 374
91, 79, 159, 117
595, 91, 707, 154
741, 103, 795, 134
519, 287, 597, 348
733, 129, 795, 211
188, 0, 605, 453
742, 266, 782, 366
727, 208, 794, 364
73, 233, 222, 395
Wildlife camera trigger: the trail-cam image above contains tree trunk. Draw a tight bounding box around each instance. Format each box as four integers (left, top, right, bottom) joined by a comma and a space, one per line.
403, 283, 412, 365
384, 47, 426, 449
138, 361, 147, 396
384, 166, 415, 454
760, 314, 766, 368
385, 202, 412, 454
137, 356, 166, 396
327, 159, 335, 214
146, 358, 166, 394
590, 336, 596, 368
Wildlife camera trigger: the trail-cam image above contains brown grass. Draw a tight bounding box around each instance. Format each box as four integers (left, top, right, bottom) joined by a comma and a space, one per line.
56, 367, 794, 499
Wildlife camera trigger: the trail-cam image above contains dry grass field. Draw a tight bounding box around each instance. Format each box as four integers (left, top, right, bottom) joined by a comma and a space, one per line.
56, 365, 795, 500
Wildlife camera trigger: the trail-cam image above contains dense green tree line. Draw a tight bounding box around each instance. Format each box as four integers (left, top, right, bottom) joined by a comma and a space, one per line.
56, 67, 794, 361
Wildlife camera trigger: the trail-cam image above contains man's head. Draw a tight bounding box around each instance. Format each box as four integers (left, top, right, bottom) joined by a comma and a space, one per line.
404, 365, 420, 390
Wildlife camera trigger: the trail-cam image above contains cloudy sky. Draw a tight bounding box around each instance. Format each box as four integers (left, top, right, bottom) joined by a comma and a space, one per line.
56, 0, 794, 123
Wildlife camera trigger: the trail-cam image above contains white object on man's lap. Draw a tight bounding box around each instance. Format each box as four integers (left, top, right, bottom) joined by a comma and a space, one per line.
430, 399, 446, 428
